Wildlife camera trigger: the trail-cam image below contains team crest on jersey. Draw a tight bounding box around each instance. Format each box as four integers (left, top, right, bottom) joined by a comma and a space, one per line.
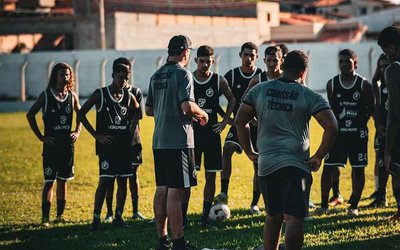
115, 116, 121, 125
378, 159, 384, 167
198, 98, 206, 108
120, 107, 127, 116
101, 160, 109, 170
385, 100, 389, 111
192, 168, 197, 179
383, 87, 388, 94
324, 153, 329, 160
227, 132, 233, 139
206, 88, 214, 97
353, 91, 360, 101
345, 120, 352, 128
60, 115, 67, 125
65, 104, 71, 114
45, 167, 52, 175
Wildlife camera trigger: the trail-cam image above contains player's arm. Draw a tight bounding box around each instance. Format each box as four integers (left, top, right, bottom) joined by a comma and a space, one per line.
129, 93, 141, 131
181, 101, 209, 126
70, 92, 82, 143
242, 76, 259, 101
307, 109, 338, 172
384, 64, 400, 174
26, 92, 55, 145
145, 105, 154, 116
213, 76, 236, 133
326, 79, 334, 106
78, 89, 112, 145
235, 102, 258, 163
372, 73, 383, 135
362, 80, 375, 120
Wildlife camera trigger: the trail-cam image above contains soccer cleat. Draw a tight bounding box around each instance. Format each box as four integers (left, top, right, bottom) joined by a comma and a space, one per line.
54, 215, 67, 224
250, 205, 261, 215
104, 213, 113, 223
132, 212, 146, 220
172, 241, 198, 250
309, 200, 316, 209
311, 207, 328, 216
366, 199, 388, 208
157, 239, 173, 250
348, 208, 359, 216
149, 218, 156, 224
213, 192, 228, 204
112, 217, 129, 228
328, 195, 344, 207
90, 218, 101, 231
199, 218, 215, 228
41, 217, 50, 227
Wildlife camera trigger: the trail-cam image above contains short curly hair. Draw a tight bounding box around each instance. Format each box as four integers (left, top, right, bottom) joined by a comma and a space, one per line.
282, 50, 308, 75
378, 24, 400, 47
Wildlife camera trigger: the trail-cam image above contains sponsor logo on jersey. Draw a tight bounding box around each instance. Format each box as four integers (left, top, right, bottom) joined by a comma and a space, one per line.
324, 153, 329, 160
353, 91, 360, 101
65, 105, 71, 114
385, 100, 389, 111
198, 98, 206, 107
120, 107, 127, 116
227, 132, 233, 139
378, 159, 384, 167
345, 110, 358, 117
206, 88, 214, 97
45, 167, 52, 175
383, 87, 387, 94
345, 120, 352, 128
60, 115, 67, 125
101, 160, 109, 170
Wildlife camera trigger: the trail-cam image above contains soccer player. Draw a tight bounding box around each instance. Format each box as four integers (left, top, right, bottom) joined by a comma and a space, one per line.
26, 62, 81, 227
236, 50, 338, 250
315, 49, 374, 216
145, 35, 208, 250
192, 45, 236, 227
214, 42, 262, 214
103, 57, 147, 222
377, 24, 400, 220
368, 53, 391, 207
79, 63, 140, 230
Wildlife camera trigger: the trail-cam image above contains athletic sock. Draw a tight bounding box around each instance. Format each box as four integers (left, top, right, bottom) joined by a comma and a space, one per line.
172, 237, 185, 248
159, 235, 170, 245
182, 202, 189, 225
221, 179, 230, 195
321, 194, 329, 209
377, 187, 386, 202
56, 199, 66, 217
42, 201, 51, 218
106, 193, 113, 215
332, 180, 340, 197
201, 201, 212, 222
374, 176, 379, 192
131, 195, 139, 213
115, 207, 123, 219
251, 191, 261, 206
393, 188, 400, 209
350, 195, 361, 209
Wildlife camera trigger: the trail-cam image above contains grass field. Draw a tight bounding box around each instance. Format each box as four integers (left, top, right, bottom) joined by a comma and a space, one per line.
0, 111, 399, 250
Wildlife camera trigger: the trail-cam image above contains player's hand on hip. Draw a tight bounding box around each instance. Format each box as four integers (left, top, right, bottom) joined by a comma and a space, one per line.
41, 136, 55, 146
95, 134, 113, 145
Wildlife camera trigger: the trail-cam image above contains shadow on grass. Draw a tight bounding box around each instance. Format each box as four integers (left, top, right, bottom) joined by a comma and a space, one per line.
0, 208, 399, 250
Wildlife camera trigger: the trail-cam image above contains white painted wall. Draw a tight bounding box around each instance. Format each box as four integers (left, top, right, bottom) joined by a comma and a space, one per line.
0, 41, 382, 101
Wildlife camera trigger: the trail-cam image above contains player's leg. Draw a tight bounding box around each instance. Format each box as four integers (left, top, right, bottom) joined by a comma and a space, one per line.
201, 171, 216, 226
370, 134, 380, 199
264, 214, 284, 250
41, 181, 54, 226
55, 179, 67, 222
328, 167, 343, 207
251, 162, 261, 214
104, 180, 115, 222
114, 176, 128, 227
390, 168, 400, 220
130, 165, 146, 220
92, 177, 114, 230
317, 166, 334, 212
348, 167, 365, 215
369, 145, 389, 207
153, 149, 171, 249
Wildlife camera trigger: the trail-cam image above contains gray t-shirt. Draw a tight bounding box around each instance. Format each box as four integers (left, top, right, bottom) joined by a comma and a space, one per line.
242, 79, 330, 176
146, 62, 195, 149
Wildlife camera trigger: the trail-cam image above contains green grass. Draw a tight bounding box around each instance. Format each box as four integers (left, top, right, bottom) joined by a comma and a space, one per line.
0, 112, 399, 249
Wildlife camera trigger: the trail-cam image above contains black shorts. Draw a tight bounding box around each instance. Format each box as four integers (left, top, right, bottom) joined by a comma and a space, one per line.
131, 143, 143, 166
391, 133, 400, 167
259, 167, 311, 218
99, 153, 132, 178
224, 125, 258, 153
194, 129, 222, 172
42, 143, 74, 182
324, 130, 368, 168
153, 148, 197, 188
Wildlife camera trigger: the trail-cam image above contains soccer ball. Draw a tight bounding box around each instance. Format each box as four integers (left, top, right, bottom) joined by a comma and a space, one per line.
208, 203, 231, 222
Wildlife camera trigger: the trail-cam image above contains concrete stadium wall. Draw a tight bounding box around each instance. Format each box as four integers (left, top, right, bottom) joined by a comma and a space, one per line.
0, 41, 382, 101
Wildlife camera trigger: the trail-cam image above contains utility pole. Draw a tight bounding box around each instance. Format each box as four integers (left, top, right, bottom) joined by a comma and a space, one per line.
98, 0, 106, 50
